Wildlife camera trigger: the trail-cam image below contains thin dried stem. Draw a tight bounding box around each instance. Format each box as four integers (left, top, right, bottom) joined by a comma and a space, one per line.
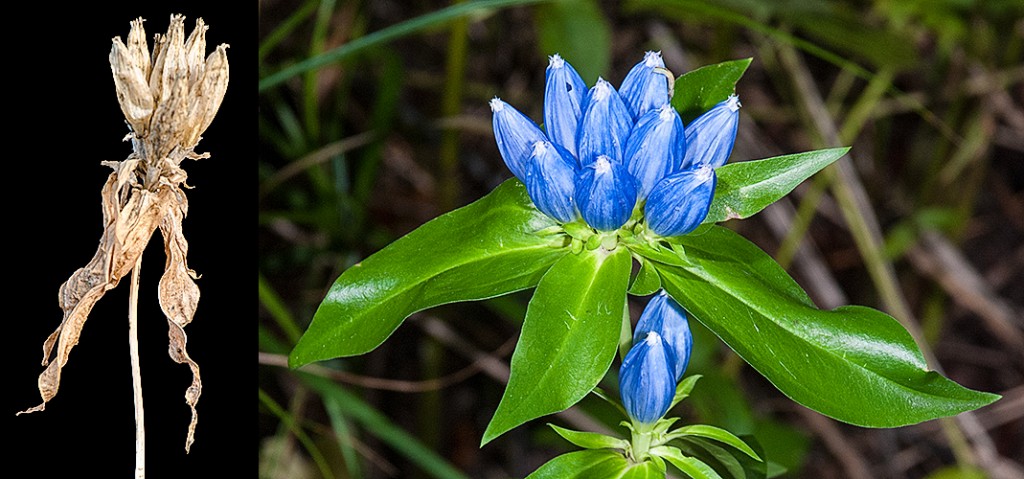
129, 256, 145, 479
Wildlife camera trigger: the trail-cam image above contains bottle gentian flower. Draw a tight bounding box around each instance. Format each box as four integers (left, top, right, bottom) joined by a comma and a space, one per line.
575, 156, 637, 231
620, 331, 677, 425
524, 140, 579, 223
681, 94, 741, 169
644, 163, 716, 237
624, 104, 685, 199
490, 97, 546, 180
619, 51, 671, 118
576, 78, 633, 165
489, 52, 739, 238
543, 54, 587, 158
633, 291, 693, 380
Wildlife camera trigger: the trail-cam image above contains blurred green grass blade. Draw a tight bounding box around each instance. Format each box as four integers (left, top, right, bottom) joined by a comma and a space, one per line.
258, 388, 336, 479
259, 273, 303, 344
324, 396, 363, 479
534, 0, 611, 83
259, 0, 319, 62
260, 0, 551, 91
304, 0, 338, 141
301, 374, 471, 479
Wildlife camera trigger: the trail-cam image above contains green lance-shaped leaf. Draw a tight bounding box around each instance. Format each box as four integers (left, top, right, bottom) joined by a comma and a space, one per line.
646, 226, 999, 427
669, 436, 768, 479
653, 446, 723, 479
664, 425, 760, 461
290, 179, 565, 367
482, 246, 631, 444
548, 423, 630, 451
526, 450, 634, 479
672, 58, 752, 123
705, 148, 848, 224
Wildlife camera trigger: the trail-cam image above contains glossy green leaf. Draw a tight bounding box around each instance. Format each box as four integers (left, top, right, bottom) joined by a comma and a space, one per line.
622, 461, 666, 479
647, 226, 1000, 427
705, 148, 848, 224
549, 424, 629, 450
672, 436, 767, 479
525, 450, 629, 479
672, 58, 752, 123
483, 247, 631, 444
665, 425, 760, 461
291, 179, 565, 367
629, 256, 662, 296
653, 446, 723, 479
670, 374, 702, 408
535, 0, 611, 83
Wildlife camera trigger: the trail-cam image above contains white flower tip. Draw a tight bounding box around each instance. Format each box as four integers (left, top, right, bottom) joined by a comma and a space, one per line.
658, 104, 676, 122
531, 140, 549, 157
594, 155, 613, 173
592, 78, 612, 101
645, 331, 662, 346
726, 94, 741, 112
644, 51, 665, 68
695, 163, 715, 180
489, 97, 505, 113
548, 54, 564, 69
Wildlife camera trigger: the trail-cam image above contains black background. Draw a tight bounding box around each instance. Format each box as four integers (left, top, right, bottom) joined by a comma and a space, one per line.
6, 2, 250, 476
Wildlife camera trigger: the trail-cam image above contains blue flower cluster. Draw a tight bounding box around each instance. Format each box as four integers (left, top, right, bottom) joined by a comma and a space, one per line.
619, 291, 694, 424
490, 52, 740, 237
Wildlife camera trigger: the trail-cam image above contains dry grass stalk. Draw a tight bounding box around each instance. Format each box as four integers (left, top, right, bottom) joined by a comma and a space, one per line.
18, 13, 229, 465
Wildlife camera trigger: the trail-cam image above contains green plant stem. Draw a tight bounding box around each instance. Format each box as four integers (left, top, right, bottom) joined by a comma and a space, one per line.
258, 0, 319, 62
258, 273, 303, 345
439, 0, 469, 211
304, 0, 337, 142
258, 388, 335, 479
259, 0, 551, 91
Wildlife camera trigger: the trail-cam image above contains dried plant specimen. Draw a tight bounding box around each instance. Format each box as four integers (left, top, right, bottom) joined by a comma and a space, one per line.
18, 14, 228, 474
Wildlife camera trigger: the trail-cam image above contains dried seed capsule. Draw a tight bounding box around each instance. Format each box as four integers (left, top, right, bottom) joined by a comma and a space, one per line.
110, 38, 155, 134
186, 44, 229, 146
183, 17, 208, 88
127, 17, 150, 79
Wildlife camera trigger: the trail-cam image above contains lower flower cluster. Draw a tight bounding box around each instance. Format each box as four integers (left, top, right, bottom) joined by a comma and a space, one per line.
491, 52, 740, 238
619, 291, 693, 427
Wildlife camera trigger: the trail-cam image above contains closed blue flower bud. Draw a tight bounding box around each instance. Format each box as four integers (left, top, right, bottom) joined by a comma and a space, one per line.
619, 51, 671, 118
620, 331, 678, 425
524, 140, 579, 223
624, 105, 686, 199
491, 97, 547, 180
633, 291, 693, 380
644, 164, 716, 237
681, 94, 740, 170
576, 78, 633, 166
574, 156, 638, 231
544, 54, 587, 158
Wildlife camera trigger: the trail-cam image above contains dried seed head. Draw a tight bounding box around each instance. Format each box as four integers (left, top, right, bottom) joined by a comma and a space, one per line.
110, 14, 229, 169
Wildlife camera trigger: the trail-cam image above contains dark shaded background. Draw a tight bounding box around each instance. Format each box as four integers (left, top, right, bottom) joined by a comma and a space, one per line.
259, 1, 1024, 478
7, 2, 251, 477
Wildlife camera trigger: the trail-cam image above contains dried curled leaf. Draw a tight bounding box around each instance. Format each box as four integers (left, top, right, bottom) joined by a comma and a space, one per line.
158, 196, 203, 451
21, 171, 174, 414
